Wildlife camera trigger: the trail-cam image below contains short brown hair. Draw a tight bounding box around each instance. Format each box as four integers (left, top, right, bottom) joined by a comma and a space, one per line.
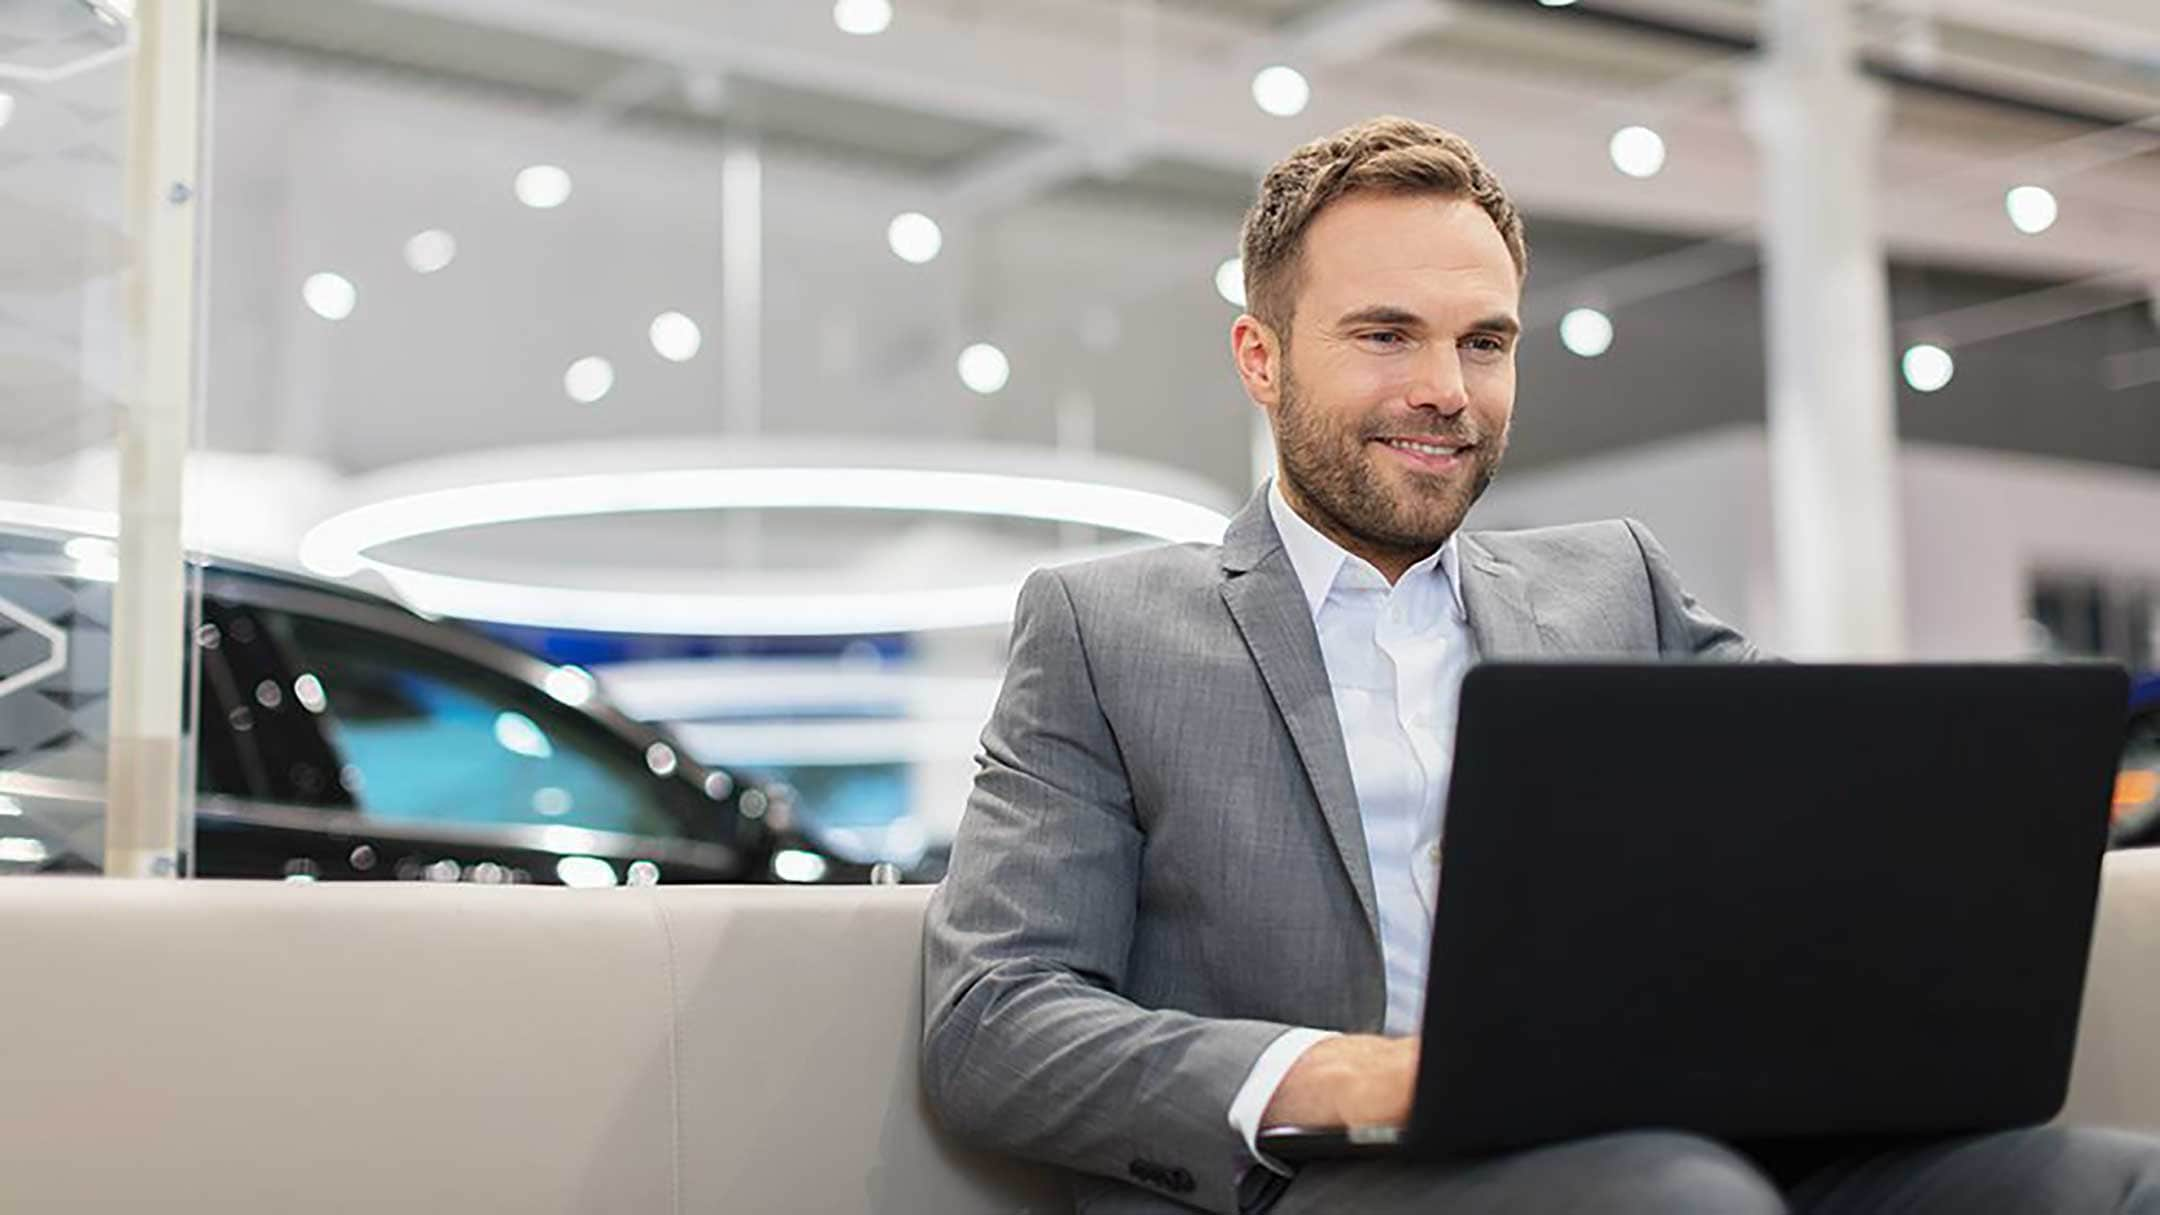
1239, 116, 1528, 333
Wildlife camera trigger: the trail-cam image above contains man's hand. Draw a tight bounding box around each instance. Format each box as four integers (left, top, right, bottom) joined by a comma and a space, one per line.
1259, 1034, 1420, 1130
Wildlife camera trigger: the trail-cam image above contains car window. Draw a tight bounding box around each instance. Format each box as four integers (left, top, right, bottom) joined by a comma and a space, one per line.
271, 611, 722, 845
195, 598, 350, 807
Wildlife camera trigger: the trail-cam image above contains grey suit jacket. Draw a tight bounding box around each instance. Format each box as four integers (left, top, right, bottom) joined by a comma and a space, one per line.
922, 488, 1759, 1215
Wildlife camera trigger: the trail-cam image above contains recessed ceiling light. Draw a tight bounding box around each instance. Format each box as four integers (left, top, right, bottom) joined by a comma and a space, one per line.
957, 343, 1010, 395
887, 211, 943, 264
1559, 307, 1614, 358
302, 272, 357, 321
1215, 257, 1246, 307
564, 356, 615, 404
1902, 343, 1954, 393
2005, 185, 2058, 235
404, 229, 457, 274
833, 0, 892, 35
1251, 66, 1311, 118
515, 164, 573, 209
649, 312, 702, 362
1609, 125, 1667, 178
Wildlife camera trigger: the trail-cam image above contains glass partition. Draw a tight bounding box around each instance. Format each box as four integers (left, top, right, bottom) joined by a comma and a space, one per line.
0, 0, 207, 878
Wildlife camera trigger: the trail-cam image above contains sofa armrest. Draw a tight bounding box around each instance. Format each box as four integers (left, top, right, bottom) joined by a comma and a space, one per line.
2062, 848, 2160, 1130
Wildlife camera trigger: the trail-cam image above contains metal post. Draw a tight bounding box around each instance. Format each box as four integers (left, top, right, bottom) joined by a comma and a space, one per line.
1745, 0, 1907, 658
106, 0, 206, 876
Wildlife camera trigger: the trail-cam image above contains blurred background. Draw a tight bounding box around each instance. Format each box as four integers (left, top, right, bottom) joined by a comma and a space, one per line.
3, 0, 2158, 884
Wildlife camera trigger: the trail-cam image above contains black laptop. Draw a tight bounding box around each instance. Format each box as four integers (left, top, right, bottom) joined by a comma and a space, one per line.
1261, 662, 2127, 1163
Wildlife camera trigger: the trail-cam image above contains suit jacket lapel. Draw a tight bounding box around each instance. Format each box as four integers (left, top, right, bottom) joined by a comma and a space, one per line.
1219, 492, 1383, 948
1459, 533, 1551, 659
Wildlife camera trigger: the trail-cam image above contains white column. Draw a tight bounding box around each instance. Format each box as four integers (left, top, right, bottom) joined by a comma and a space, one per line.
106, 0, 206, 877
720, 131, 762, 563
1745, 0, 1907, 658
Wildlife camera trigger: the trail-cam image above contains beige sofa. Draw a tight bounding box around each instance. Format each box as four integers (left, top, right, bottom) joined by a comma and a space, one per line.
5, 850, 2160, 1213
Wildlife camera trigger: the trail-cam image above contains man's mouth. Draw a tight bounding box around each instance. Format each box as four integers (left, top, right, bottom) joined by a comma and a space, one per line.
1374, 436, 1475, 471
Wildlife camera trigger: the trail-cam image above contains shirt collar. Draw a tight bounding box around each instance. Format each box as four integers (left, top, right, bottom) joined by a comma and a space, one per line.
1266, 479, 1466, 623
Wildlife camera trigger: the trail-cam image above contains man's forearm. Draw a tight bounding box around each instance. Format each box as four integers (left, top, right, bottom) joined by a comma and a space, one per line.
1259, 1034, 1420, 1130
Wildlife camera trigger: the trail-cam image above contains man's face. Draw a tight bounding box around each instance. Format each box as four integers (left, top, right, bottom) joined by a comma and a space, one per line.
1235, 192, 1521, 574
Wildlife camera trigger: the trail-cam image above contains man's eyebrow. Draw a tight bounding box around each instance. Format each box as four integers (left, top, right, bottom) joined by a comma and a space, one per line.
1334, 305, 1426, 329
1332, 306, 1522, 338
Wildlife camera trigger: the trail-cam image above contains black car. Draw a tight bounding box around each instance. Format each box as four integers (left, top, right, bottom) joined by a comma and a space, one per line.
0, 531, 853, 885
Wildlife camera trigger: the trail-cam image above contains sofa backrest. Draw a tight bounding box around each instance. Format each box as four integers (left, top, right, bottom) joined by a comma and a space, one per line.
7, 850, 2160, 1212
0, 879, 1067, 1214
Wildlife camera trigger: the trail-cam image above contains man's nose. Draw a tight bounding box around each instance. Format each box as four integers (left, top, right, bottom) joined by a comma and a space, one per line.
1408, 349, 1471, 415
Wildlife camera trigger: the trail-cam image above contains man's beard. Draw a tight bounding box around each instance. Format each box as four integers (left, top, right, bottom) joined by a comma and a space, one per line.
1271, 360, 1506, 567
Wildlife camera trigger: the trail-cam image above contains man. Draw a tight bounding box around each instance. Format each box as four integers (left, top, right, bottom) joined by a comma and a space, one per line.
922, 116, 2160, 1214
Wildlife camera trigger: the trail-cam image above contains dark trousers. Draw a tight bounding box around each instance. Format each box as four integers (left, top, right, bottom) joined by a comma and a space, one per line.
1267, 1125, 2160, 1214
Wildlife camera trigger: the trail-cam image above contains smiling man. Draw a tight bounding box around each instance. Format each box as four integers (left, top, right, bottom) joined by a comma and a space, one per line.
921, 117, 2160, 1215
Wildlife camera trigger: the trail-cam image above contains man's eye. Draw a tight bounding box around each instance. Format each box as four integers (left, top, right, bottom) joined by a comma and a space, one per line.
1361, 331, 1405, 346
1464, 336, 1507, 354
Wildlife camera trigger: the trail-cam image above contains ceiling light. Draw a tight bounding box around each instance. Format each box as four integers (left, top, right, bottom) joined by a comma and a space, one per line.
1251, 66, 1310, 118
2005, 185, 2058, 235
296, 446, 1235, 633
494, 711, 553, 759
555, 856, 619, 888
404, 229, 457, 274
649, 311, 702, 362
1559, 307, 1614, 358
564, 356, 615, 404
1902, 343, 1954, 393
887, 211, 943, 264
1215, 257, 1246, 308
0, 93, 15, 130
833, 0, 892, 35
543, 665, 597, 707
1538, 0, 1578, 5
773, 849, 829, 883
302, 272, 357, 321
1609, 125, 1666, 179
957, 343, 1010, 395
515, 164, 573, 209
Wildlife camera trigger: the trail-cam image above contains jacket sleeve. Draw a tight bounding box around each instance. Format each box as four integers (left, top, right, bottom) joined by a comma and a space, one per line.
922, 566, 1298, 1215
1623, 518, 1767, 662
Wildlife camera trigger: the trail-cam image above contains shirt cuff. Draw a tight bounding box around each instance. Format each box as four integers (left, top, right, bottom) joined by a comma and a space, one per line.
1226, 1027, 1340, 1178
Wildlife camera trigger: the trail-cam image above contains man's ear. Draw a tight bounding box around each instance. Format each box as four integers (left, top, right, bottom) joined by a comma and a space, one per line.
1231, 314, 1282, 409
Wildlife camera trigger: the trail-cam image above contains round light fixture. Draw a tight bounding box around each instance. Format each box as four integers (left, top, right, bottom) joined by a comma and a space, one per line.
1251, 66, 1310, 118
404, 229, 457, 274
833, 0, 892, 35
1902, 343, 1954, 393
564, 356, 615, 404
2005, 185, 2058, 235
1215, 257, 1247, 308
957, 343, 1011, 395
649, 311, 702, 362
515, 164, 573, 209
887, 211, 943, 264
302, 272, 357, 321
1609, 125, 1667, 179
295, 439, 1236, 634
1559, 307, 1614, 358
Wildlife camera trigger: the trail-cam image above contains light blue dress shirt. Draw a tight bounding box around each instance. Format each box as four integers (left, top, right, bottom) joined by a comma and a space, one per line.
1225, 481, 1476, 1169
